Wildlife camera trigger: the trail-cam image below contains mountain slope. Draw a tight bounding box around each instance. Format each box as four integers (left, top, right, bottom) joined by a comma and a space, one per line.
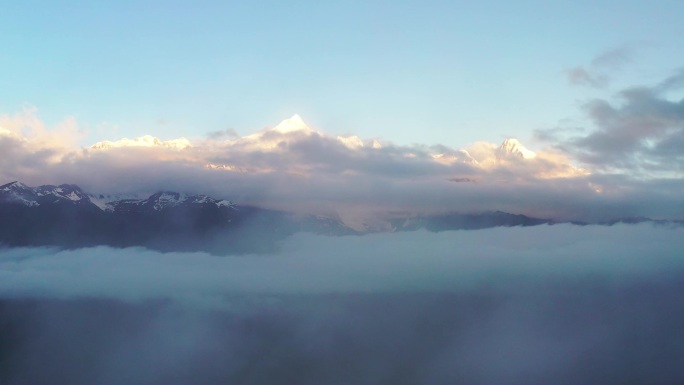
0, 182, 356, 253
0, 181, 585, 254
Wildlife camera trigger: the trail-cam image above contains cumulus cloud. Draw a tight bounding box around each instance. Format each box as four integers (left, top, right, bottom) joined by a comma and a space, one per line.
1, 224, 684, 384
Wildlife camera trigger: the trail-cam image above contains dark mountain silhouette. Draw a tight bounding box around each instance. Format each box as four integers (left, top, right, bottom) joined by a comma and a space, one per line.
1, 181, 566, 254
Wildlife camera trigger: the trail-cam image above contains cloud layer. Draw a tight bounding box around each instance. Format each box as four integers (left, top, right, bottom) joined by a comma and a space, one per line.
1, 223, 683, 301
1, 224, 683, 385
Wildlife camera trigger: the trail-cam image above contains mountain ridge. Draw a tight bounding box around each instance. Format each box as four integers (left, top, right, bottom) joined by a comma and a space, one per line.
4, 180, 673, 254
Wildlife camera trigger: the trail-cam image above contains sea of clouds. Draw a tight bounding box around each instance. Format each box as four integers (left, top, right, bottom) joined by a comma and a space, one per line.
1, 223, 683, 384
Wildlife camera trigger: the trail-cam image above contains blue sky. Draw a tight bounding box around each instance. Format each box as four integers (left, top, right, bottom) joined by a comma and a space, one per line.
1, 0, 682, 146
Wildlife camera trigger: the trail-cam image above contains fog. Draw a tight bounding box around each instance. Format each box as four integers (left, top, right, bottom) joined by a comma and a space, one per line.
1, 224, 684, 384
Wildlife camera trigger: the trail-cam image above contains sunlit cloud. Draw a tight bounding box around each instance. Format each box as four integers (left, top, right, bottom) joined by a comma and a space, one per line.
2, 99, 684, 222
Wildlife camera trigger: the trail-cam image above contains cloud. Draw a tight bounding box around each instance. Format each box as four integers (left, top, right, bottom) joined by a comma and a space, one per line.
1, 111, 612, 221
1, 224, 684, 384
566, 47, 633, 89
206, 128, 239, 140
3, 108, 684, 221
544, 69, 684, 176
0, 223, 682, 301
0, 106, 85, 149
591, 47, 633, 69
566, 66, 609, 88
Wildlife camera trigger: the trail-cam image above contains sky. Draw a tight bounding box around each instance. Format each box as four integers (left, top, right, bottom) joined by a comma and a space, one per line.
1, 0, 682, 146
1, 1, 684, 222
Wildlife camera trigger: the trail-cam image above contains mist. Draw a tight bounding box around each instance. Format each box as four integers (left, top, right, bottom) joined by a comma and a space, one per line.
1, 223, 684, 384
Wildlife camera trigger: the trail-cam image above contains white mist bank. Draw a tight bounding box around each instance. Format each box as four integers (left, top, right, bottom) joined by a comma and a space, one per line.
1, 223, 682, 303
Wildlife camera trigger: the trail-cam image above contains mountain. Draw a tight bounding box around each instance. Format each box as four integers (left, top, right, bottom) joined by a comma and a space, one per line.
233, 114, 320, 152
0, 181, 355, 253
390, 211, 550, 232
0, 181, 567, 254
90, 191, 235, 212
1, 181, 92, 207
270, 114, 313, 134
497, 138, 536, 159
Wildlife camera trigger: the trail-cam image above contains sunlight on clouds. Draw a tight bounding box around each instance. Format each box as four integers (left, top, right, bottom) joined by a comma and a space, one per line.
0, 106, 84, 150
5, 108, 684, 222
90, 135, 191, 150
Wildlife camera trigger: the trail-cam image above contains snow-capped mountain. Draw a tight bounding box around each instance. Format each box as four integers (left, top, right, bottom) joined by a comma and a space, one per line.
0, 181, 355, 253
270, 114, 313, 134
1, 181, 91, 207
233, 114, 319, 152
90, 135, 191, 150
497, 138, 536, 159
1, 181, 233, 212
106, 191, 235, 212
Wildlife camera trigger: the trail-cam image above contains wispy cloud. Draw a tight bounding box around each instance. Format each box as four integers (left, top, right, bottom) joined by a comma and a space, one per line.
566, 66, 609, 88
566, 47, 633, 89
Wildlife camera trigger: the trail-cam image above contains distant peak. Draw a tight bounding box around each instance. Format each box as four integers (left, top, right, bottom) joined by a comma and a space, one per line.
272, 114, 312, 134
498, 138, 536, 159
0, 181, 28, 190
501, 138, 522, 146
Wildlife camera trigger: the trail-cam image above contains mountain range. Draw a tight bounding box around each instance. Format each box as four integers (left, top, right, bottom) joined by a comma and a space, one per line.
1, 181, 676, 254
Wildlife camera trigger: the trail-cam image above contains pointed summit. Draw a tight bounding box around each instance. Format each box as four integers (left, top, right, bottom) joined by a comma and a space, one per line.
272, 114, 312, 134
498, 138, 536, 159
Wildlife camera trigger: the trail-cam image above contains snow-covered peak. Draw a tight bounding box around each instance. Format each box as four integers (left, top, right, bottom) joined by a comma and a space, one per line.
90, 135, 192, 150
109, 191, 237, 212
498, 138, 536, 159
35, 184, 89, 202
0, 182, 91, 207
87, 192, 145, 212
272, 114, 311, 134
148, 191, 187, 211
0, 181, 29, 192
235, 115, 318, 152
